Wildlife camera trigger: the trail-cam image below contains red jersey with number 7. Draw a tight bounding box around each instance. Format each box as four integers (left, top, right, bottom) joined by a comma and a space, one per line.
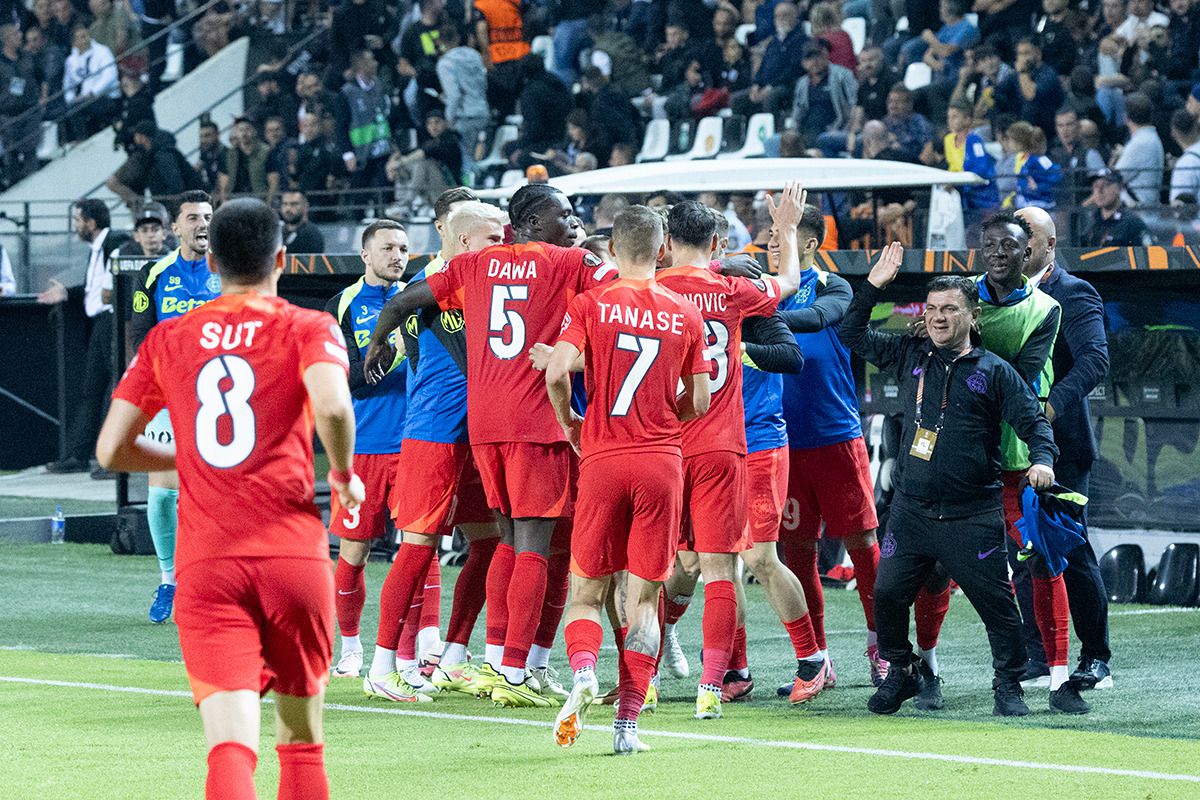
111, 293, 350, 574
557, 278, 708, 461
655, 265, 781, 456
425, 241, 617, 444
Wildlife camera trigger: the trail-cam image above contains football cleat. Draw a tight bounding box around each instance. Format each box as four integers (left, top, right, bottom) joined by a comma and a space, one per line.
400, 663, 439, 695
866, 645, 890, 688
472, 663, 501, 698
694, 687, 722, 720
824, 656, 838, 689
993, 681, 1030, 717
643, 675, 659, 712
149, 583, 175, 624
788, 659, 827, 705
913, 660, 944, 711
1049, 682, 1091, 715
418, 655, 440, 680
662, 626, 690, 678
431, 662, 481, 695
492, 678, 557, 708
722, 671, 754, 703
867, 662, 922, 715
597, 684, 620, 705
1071, 658, 1113, 690
362, 672, 434, 703
331, 649, 363, 678
554, 670, 599, 748
613, 728, 650, 755
529, 665, 570, 700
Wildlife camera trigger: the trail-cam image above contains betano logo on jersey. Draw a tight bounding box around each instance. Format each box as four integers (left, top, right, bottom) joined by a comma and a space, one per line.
162, 296, 212, 316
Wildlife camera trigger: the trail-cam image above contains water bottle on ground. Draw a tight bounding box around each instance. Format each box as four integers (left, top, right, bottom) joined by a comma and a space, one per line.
50, 505, 65, 545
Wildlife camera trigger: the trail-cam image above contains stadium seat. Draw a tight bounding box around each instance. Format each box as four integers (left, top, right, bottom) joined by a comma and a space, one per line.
896, 15, 909, 33
735, 23, 756, 46
531, 35, 554, 73
635, 118, 671, 163
717, 112, 774, 159
965, 12, 978, 26
904, 62, 933, 90
499, 169, 524, 187
475, 124, 518, 174
1147, 543, 1200, 606
36, 121, 59, 161
665, 116, 723, 161
1099, 544, 1146, 604
843, 17, 867, 54
984, 141, 1004, 161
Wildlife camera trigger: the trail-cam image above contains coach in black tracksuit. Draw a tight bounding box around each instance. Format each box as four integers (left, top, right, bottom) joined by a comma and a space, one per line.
838, 243, 1058, 717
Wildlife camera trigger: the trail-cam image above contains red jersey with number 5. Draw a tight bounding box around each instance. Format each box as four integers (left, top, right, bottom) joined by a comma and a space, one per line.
557, 279, 708, 461
655, 265, 781, 456
425, 241, 616, 444
112, 293, 350, 573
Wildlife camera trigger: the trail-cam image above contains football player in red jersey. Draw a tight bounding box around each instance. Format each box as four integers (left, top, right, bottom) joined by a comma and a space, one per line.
96, 198, 363, 800
655, 184, 806, 720
363, 184, 617, 707
547, 205, 710, 755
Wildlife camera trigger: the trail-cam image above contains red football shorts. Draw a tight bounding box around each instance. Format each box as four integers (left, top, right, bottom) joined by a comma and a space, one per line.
680, 449, 750, 554
781, 437, 878, 541
571, 451, 683, 582
746, 446, 789, 544
472, 441, 573, 519
390, 440, 494, 534
329, 452, 401, 541
176, 557, 333, 704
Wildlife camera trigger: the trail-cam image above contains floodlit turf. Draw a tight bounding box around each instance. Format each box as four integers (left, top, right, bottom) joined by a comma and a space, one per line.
1, 544, 1198, 799
0, 495, 115, 519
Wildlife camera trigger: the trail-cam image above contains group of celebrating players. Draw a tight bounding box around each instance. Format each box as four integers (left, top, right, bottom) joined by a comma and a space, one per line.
93, 175, 1093, 797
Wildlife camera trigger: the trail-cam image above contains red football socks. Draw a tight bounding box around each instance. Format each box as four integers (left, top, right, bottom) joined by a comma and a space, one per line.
420, 558, 442, 631
484, 543, 515, 650
275, 743, 327, 800
534, 550, 571, 649
398, 596, 421, 661
333, 558, 365, 638
729, 625, 749, 672
375, 543, 435, 651
1033, 574, 1070, 667
206, 742, 257, 800
790, 546, 827, 650
847, 544, 880, 631
445, 537, 497, 646
565, 618, 602, 672
699, 580, 737, 687
500, 551, 548, 669
616, 649, 657, 723
914, 585, 951, 651
664, 594, 691, 626
783, 614, 820, 660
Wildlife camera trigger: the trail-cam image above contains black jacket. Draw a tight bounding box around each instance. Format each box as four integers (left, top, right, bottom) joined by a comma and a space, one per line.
284, 221, 325, 254
839, 281, 1058, 519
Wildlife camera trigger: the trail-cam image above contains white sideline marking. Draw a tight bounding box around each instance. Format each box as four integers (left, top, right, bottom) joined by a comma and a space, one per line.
2, 676, 1199, 784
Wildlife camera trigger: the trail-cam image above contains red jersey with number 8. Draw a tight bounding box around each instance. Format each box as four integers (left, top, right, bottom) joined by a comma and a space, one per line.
557, 279, 708, 461
426, 241, 616, 444
655, 265, 781, 456
112, 293, 350, 574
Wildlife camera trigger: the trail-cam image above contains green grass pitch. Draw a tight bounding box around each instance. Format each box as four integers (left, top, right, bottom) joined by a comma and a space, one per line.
1, 544, 1197, 799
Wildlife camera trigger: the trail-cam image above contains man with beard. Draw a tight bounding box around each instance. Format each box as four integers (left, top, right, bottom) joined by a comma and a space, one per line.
280, 191, 325, 253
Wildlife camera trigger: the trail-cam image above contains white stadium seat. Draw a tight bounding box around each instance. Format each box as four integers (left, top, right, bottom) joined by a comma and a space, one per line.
665, 116, 724, 161
735, 23, 756, 47
531, 35, 554, 73
474, 124, 518, 174
843, 17, 867, 55
635, 118, 671, 163
499, 169, 524, 187
718, 113, 775, 159
904, 62, 932, 90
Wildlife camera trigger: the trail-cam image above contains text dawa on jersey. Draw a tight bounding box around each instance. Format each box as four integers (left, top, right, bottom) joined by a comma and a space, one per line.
595, 301, 688, 335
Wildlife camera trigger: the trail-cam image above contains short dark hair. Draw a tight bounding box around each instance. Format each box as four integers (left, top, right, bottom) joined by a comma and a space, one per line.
1171, 108, 1197, 137
434, 187, 479, 222
281, 188, 308, 203
983, 209, 1033, 241
927, 275, 978, 308
948, 98, 975, 117
709, 207, 730, 238
612, 205, 664, 263
796, 203, 826, 244
667, 200, 717, 248
175, 190, 212, 220
75, 198, 110, 231
1055, 106, 1078, 120
646, 189, 685, 206
209, 198, 281, 284
1125, 92, 1153, 126
199, 120, 218, 132
943, 0, 968, 16
1016, 35, 1041, 51
361, 218, 406, 249
508, 184, 564, 229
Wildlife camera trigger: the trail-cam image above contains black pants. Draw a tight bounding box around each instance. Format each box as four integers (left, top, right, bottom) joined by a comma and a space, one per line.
1012, 460, 1111, 665
142, 20, 169, 95
66, 311, 114, 463
876, 500, 1026, 685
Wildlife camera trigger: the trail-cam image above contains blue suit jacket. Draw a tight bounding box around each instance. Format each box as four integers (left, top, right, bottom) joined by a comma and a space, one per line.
1042, 263, 1110, 466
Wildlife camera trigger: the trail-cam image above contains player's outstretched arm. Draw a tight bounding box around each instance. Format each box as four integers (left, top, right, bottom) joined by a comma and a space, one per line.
546, 341, 584, 454
96, 399, 176, 473
364, 280, 437, 384
766, 181, 806, 299
304, 362, 365, 509
529, 342, 584, 372
677, 370, 711, 422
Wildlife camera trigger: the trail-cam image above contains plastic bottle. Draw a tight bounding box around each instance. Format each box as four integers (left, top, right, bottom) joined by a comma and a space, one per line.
50, 505, 65, 545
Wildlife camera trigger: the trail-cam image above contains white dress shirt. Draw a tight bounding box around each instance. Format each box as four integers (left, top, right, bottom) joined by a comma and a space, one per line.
83, 228, 113, 318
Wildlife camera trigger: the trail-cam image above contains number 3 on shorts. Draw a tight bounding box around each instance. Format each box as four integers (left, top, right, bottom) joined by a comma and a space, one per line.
195, 355, 257, 468
488, 284, 528, 359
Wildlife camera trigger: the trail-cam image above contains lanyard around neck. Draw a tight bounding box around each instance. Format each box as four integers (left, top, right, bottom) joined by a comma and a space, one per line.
914, 352, 954, 434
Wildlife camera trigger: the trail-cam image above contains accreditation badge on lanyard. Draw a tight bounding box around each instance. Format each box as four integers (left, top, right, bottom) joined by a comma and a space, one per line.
910, 355, 953, 462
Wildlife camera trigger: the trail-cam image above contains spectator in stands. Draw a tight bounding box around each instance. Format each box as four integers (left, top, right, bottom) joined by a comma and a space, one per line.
918, 0, 978, 82
337, 48, 394, 193
1097, 0, 1127, 40
995, 36, 1063, 140
944, 98, 999, 213
730, 1, 805, 117
591, 193, 629, 235
87, 0, 138, 57
952, 42, 1011, 131
28, 0, 54, 43
436, 22, 488, 174
112, 68, 154, 152
578, 67, 639, 165
1051, 107, 1106, 206
475, 0, 530, 119
106, 120, 199, 208
138, 0, 173, 93
1035, 0, 1078, 76
512, 53, 572, 161
295, 70, 337, 129
698, 191, 751, 250
791, 38, 857, 145
716, 36, 751, 95
218, 116, 272, 202
117, 200, 170, 257
853, 45, 900, 131
1166, 0, 1200, 81
23, 23, 65, 108
1115, 0, 1169, 40
1081, 168, 1152, 245
280, 190, 325, 253
286, 112, 340, 203
397, 0, 446, 122
330, 0, 398, 81
551, 0, 590, 85
881, 84, 932, 162
974, 0, 1037, 58
1061, 67, 1109, 141
710, 2, 739, 51
809, 2, 855, 70
47, 0, 81, 52
584, 13, 652, 96
247, 72, 299, 136
263, 115, 288, 205
1012, 123, 1062, 210
62, 25, 120, 142
0, 22, 40, 187
1169, 108, 1200, 203
387, 109, 461, 213
606, 0, 653, 50
194, 119, 226, 194
609, 140, 636, 165
1114, 92, 1164, 205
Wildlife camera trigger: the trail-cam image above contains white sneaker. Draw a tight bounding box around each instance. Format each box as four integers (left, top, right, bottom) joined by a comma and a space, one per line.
400, 663, 439, 695
662, 627, 689, 678
332, 649, 363, 678
613, 728, 650, 755
530, 665, 570, 699
554, 670, 599, 748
